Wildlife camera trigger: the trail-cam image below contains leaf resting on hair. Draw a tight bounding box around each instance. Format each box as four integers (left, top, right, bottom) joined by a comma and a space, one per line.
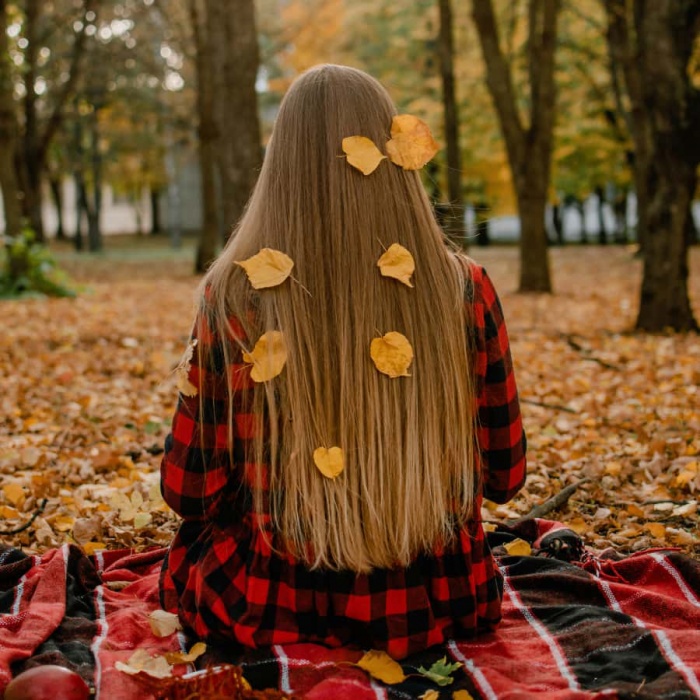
242, 331, 287, 382
377, 243, 415, 287
342, 136, 386, 175
370, 332, 413, 378
313, 446, 345, 479
235, 248, 295, 289
386, 115, 439, 170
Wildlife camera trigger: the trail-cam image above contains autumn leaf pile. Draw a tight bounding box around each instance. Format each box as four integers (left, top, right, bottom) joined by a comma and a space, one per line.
0, 243, 697, 557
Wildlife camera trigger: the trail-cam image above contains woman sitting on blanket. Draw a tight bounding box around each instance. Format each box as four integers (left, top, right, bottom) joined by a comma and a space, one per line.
159, 64, 527, 660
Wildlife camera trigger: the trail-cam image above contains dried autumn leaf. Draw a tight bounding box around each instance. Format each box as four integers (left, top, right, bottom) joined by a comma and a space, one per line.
342, 136, 386, 175
370, 332, 413, 378
3, 483, 26, 507
356, 650, 406, 685
385, 114, 439, 170
645, 522, 666, 538
149, 609, 182, 638
115, 649, 173, 679
453, 691, 475, 700
420, 691, 439, 700
165, 642, 207, 665
313, 446, 345, 479
175, 338, 198, 397
235, 248, 295, 289
503, 538, 532, 557
242, 331, 287, 382
377, 243, 415, 287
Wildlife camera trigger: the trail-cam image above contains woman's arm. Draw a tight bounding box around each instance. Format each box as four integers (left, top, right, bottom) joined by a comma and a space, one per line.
474, 266, 527, 504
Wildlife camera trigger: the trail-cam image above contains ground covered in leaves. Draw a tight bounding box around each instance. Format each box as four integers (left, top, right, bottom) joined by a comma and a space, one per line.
1, 239, 698, 557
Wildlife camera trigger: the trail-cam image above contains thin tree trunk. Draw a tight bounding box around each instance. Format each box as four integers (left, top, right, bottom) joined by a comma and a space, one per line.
0, 0, 22, 239
49, 177, 65, 239
595, 185, 607, 244
472, 0, 559, 292
191, 0, 220, 273
150, 187, 161, 234
87, 105, 102, 252
437, 0, 466, 247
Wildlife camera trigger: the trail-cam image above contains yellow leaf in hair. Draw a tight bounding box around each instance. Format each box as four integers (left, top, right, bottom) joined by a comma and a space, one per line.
242, 331, 287, 382
235, 248, 294, 289
313, 446, 345, 479
370, 332, 413, 378
357, 650, 406, 684
386, 114, 439, 170
175, 338, 198, 397
503, 538, 532, 556
342, 136, 386, 175
377, 243, 415, 287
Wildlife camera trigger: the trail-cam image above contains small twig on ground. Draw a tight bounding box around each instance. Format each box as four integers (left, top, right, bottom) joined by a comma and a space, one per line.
0, 498, 49, 535
508, 479, 591, 525
563, 333, 621, 370
521, 398, 577, 414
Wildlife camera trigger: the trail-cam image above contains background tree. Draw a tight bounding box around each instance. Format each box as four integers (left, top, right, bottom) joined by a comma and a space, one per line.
604, 0, 699, 331
472, 0, 561, 292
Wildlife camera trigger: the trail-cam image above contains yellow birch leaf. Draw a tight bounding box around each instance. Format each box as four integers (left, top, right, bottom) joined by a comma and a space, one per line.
453, 691, 474, 700
421, 691, 439, 700
52, 515, 75, 532
385, 115, 439, 170
149, 609, 182, 638
0, 505, 21, 519
377, 243, 415, 287
605, 461, 623, 476
357, 650, 406, 684
82, 542, 107, 556
175, 338, 198, 397
115, 649, 173, 678
235, 248, 295, 289
242, 331, 287, 382
313, 446, 345, 479
3, 483, 26, 507
504, 538, 532, 556
165, 642, 207, 665
134, 512, 153, 529
645, 522, 666, 538
342, 136, 386, 175
626, 504, 645, 518
370, 332, 413, 378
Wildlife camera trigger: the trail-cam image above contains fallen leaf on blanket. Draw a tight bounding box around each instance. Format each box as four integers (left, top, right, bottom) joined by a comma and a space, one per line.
377, 244, 415, 287
370, 332, 413, 378
165, 642, 207, 664
503, 538, 532, 556
567, 517, 588, 535
357, 650, 406, 684
385, 115, 439, 170
645, 522, 666, 538
420, 691, 439, 700
453, 692, 474, 700
149, 609, 182, 637
175, 338, 198, 397
482, 522, 497, 532
342, 136, 386, 175
116, 649, 173, 678
243, 331, 287, 382
235, 248, 295, 289
417, 657, 463, 686
313, 446, 345, 479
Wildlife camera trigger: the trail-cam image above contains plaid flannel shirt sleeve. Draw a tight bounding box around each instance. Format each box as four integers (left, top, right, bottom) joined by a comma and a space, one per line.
475, 266, 527, 503
160, 315, 234, 522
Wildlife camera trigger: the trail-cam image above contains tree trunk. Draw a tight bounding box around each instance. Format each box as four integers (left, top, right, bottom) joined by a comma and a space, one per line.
472, 0, 559, 292
437, 0, 466, 247
207, 0, 262, 239
191, 0, 220, 273
87, 106, 102, 252
594, 185, 607, 244
150, 187, 161, 234
49, 177, 65, 239
0, 0, 22, 239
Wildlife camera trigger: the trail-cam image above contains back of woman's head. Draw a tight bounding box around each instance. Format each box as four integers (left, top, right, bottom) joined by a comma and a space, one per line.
204, 64, 477, 573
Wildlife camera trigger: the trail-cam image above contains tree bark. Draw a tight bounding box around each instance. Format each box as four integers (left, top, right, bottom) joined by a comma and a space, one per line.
472, 0, 560, 292
0, 0, 23, 239
207, 0, 262, 239
49, 176, 65, 239
190, 0, 220, 273
438, 0, 466, 247
605, 0, 699, 331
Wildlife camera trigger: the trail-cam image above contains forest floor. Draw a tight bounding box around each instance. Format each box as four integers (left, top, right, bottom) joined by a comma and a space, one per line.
1, 239, 698, 558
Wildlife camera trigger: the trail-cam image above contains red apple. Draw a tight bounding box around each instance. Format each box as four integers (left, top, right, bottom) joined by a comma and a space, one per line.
3, 665, 90, 700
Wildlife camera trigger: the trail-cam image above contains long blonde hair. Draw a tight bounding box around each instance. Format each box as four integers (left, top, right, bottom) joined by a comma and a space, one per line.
201, 64, 477, 573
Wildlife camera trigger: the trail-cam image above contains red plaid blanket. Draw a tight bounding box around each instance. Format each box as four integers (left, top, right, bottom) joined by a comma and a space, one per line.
1, 521, 698, 699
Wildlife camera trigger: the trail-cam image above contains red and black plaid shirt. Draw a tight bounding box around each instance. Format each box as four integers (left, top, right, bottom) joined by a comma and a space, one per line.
159, 263, 526, 659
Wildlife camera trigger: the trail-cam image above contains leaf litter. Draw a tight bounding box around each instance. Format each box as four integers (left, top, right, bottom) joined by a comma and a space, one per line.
0, 245, 697, 558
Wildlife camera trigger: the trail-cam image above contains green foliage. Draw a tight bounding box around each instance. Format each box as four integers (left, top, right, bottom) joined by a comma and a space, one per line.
417, 657, 463, 686
0, 227, 76, 299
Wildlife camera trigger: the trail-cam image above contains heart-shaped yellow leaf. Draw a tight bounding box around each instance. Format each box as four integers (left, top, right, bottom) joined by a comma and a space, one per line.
235, 248, 294, 289
386, 114, 439, 170
370, 332, 413, 378
242, 331, 287, 382
342, 136, 386, 175
503, 538, 532, 556
313, 446, 345, 479
377, 243, 415, 287
357, 650, 406, 684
